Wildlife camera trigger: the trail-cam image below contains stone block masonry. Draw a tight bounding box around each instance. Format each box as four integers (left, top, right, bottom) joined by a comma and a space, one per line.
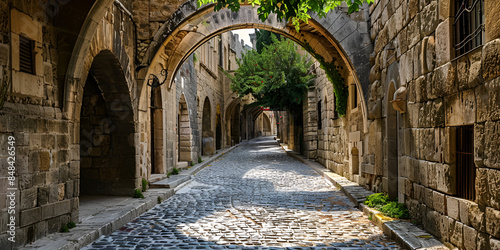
365, 0, 500, 248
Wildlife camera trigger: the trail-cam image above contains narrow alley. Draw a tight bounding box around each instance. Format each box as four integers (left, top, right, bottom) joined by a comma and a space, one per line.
83, 137, 399, 249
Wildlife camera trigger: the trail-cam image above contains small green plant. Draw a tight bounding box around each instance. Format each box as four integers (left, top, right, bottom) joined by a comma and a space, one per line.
368, 213, 372, 220
60, 224, 69, 233
364, 193, 389, 209
190, 161, 194, 166
380, 202, 410, 219
157, 196, 162, 204
133, 189, 144, 198
67, 222, 76, 229
198, 156, 203, 163
172, 168, 180, 175
142, 178, 148, 192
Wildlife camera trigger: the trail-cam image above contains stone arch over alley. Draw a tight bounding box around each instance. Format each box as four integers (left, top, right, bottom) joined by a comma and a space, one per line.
141, 1, 372, 133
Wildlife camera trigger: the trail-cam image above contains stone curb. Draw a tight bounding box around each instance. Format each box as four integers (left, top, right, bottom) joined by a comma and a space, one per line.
19, 189, 174, 250
281, 145, 449, 250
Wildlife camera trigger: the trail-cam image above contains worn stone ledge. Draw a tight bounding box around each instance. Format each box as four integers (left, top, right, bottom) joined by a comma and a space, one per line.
282, 145, 449, 250
19, 189, 174, 250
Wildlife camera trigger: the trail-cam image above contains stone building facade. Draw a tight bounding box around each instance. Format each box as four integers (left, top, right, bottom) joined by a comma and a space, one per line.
290, 0, 500, 249
0, 0, 499, 249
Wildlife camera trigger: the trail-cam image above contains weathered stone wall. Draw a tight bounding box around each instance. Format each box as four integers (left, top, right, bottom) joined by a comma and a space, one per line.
79, 76, 113, 195
0, 1, 139, 247
0, 2, 76, 247
367, 0, 500, 248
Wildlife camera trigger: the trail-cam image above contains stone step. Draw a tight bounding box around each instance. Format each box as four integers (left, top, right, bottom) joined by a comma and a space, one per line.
149, 174, 192, 189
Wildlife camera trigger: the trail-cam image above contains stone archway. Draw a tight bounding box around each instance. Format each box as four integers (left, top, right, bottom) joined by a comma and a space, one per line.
141, 1, 372, 133
351, 147, 360, 176
225, 98, 241, 146
262, 113, 272, 136
202, 97, 214, 155
78, 50, 136, 196
62, 0, 140, 196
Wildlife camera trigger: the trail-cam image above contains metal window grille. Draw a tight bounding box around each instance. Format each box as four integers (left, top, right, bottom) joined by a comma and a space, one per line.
454, 0, 484, 57
456, 125, 475, 201
19, 36, 35, 74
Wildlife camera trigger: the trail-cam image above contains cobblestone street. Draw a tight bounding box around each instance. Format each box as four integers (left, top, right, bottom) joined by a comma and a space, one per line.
83, 137, 399, 249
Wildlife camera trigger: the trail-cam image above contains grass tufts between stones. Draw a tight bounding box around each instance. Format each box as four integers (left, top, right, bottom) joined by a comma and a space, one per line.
167, 168, 180, 177
133, 189, 144, 198
142, 178, 148, 192
60, 222, 77, 233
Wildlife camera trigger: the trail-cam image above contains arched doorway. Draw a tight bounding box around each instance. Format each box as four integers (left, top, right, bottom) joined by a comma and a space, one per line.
79, 50, 136, 196
262, 113, 272, 136
216, 103, 222, 150
178, 94, 193, 163
386, 81, 399, 200
351, 147, 360, 176
231, 104, 241, 146
202, 97, 214, 155
151, 86, 164, 174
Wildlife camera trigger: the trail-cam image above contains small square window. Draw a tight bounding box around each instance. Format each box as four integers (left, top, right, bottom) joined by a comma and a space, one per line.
454, 0, 484, 57
19, 36, 35, 75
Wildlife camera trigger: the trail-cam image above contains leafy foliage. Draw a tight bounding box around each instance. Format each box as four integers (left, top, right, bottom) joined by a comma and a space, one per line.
133, 189, 144, 198
60, 224, 69, 233
141, 178, 148, 192
302, 42, 348, 116
380, 202, 410, 219
255, 29, 281, 53
229, 35, 315, 112
197, 0, 374, 31
172, 168, 180, 175
364, 193, 389, 209
365, 193, 410, 219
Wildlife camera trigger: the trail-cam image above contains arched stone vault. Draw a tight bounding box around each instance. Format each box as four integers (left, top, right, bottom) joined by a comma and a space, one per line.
143, 1, 372, 132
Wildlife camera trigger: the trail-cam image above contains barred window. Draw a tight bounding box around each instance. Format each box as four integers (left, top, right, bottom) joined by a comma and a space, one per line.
454, 0, 484, 57
19, 36, 35, 74
456, 125, 475, 201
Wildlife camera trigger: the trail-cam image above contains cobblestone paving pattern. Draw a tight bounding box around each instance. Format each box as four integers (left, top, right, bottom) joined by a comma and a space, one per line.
83, 137, 400, 249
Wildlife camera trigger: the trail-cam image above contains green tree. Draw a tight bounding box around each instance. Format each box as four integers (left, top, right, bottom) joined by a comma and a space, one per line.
255, 29, 281, 54
197, 0, 374, 31
229, 35, 315, 112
